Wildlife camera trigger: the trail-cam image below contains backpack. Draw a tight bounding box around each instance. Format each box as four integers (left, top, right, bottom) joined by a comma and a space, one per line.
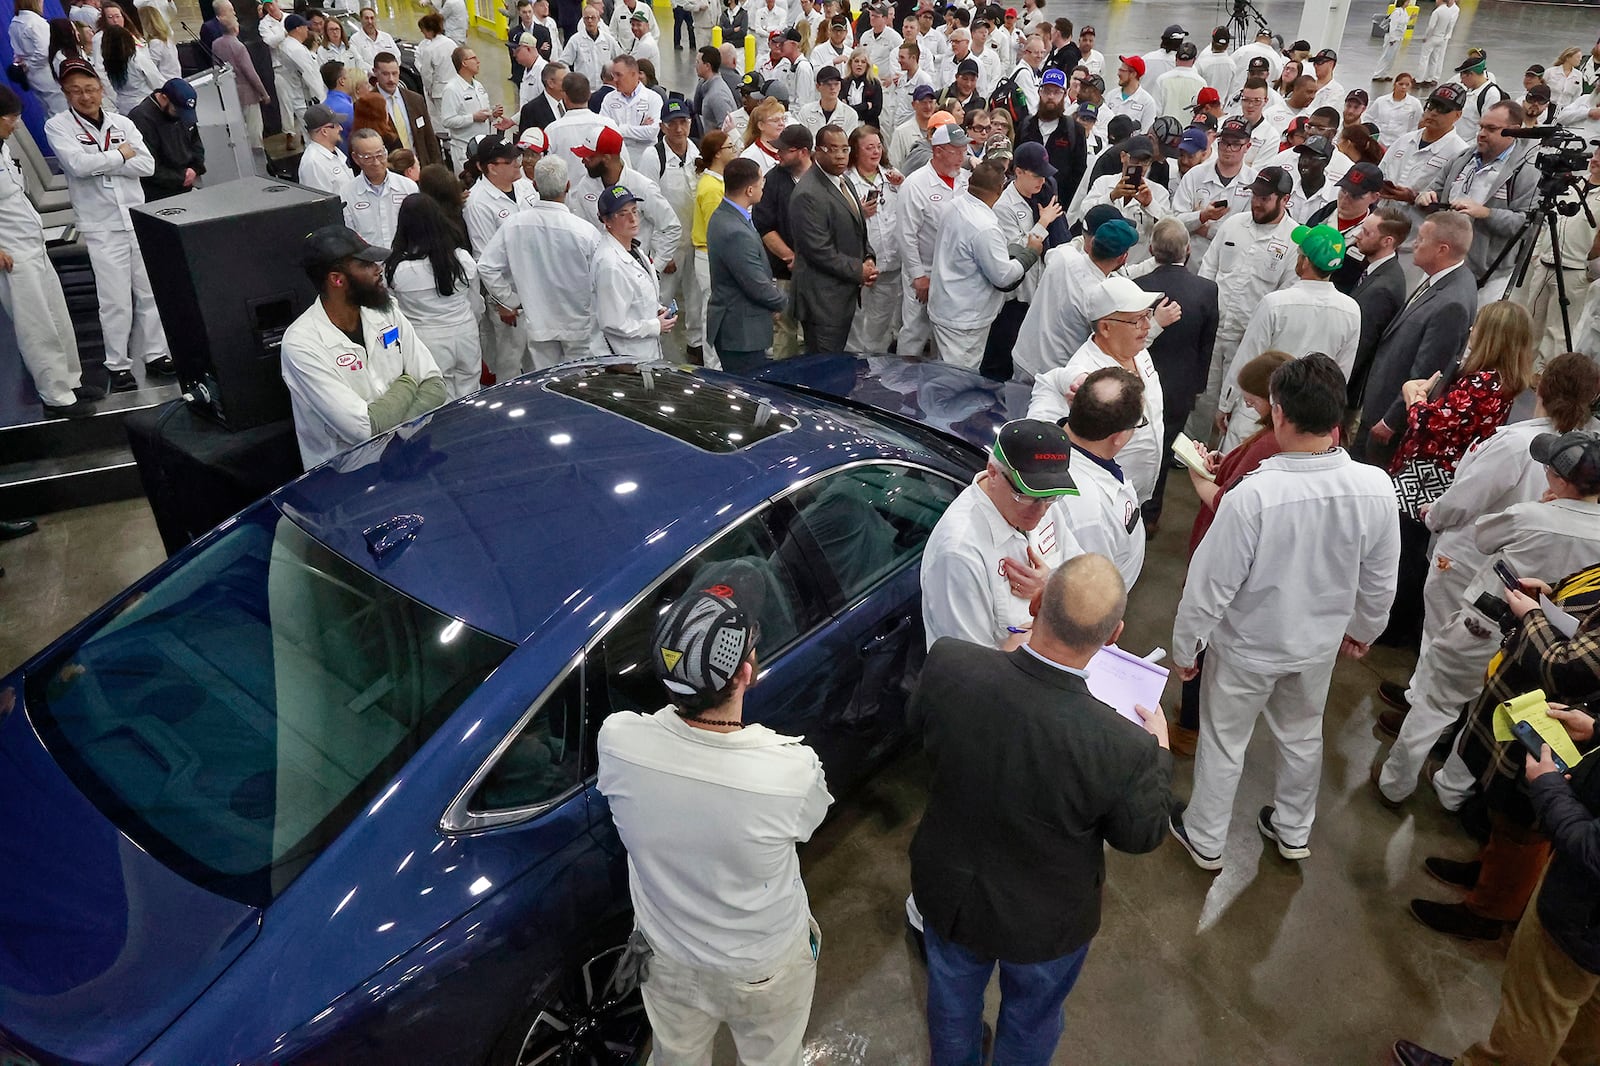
988, 65, 1031, 122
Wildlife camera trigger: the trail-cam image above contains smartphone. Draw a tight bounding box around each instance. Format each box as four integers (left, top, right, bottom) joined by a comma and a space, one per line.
1123, 165, 1145, 187
1493, 560, 1521, 592
865, 189, 881, 205
1512, 719, 1569, 772
1210, 198, 1229, 209
666, 299, 679, 317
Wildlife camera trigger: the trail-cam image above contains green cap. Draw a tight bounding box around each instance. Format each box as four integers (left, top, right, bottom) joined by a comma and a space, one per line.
1291, 223, 1346, 272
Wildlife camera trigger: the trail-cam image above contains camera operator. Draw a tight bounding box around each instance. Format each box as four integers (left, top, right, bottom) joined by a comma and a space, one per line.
1413, 100, 1537, 298
1510, 143, 1600, 368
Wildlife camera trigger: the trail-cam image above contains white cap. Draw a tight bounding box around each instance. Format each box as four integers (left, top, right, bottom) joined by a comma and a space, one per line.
1084, 276, 1161, 323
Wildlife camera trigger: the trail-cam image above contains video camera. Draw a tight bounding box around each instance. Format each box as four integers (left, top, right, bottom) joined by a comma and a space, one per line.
1505, 124, 1596, 198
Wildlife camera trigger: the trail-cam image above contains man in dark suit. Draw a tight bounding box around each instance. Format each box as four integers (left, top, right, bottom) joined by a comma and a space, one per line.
788, 123, 875, 353
910, 552, 1172, 1066
1357, 210, 1478, 465
1136, 218, 1217, 531
1345, 206, 1410, 416
706, 158, 788, 373
373, 52, 444, 169
517, 61, 569, 133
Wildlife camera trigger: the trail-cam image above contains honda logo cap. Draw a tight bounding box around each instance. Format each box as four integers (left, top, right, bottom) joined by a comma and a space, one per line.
992, 419, 1078, 497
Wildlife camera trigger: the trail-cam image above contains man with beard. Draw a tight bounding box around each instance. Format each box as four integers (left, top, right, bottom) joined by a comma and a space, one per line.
1016, 66, 1086, 196
281, 225, 447, 468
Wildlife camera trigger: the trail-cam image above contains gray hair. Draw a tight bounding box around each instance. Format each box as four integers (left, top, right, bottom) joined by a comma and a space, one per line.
534, 156, 569, 200
1423, 209, 1474, 260
1150, 217, 1189, 265
350, 127, 384, 148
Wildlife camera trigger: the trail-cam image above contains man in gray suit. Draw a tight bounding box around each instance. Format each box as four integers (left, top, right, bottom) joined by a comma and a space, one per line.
1414, 99, 1537, 297
788, 123, 877, 353
706, 157, 787, 373
1357, 210, 1478, 465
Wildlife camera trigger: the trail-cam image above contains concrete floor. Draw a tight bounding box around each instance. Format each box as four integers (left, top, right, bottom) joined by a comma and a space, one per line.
13, 0, 1598, 1057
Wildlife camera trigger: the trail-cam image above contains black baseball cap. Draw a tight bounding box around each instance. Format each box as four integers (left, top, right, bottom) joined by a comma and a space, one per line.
1312, 48, 1337, 63
740, 70, 768, 95
1426, 83, 1466, 111
1123, 134, 1155, 160
1247, 56, 1270, 71
652, 585, 760, 697
476, 135, 521, 164
1211, 26, 1230, 43
956, 57, 980, 76
1337, 161, 1385, 194
1012, 140, 1055, 178
1218, 115, 1251, 140
302, 224, 388, 270
1177, 41, 1198, 61
992, 419, 1078, 497
1251, 165, 1293, 195
1532, 431, 1600, 492
1454, 48, 1487, 74
817, 63, 842, 83
1294, 134, 1333, 159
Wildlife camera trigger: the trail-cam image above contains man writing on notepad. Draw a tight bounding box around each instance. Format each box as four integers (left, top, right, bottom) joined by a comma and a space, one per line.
1054, 366, 1147, 590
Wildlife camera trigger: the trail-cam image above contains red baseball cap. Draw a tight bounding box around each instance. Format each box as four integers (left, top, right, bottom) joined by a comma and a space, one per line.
1195, 87, 1220, 106
571, 125, 625, 159
1119, 55, 1145, 78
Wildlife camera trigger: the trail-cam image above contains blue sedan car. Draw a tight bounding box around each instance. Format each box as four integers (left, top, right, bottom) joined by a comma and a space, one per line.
0, 357, 1025, 1065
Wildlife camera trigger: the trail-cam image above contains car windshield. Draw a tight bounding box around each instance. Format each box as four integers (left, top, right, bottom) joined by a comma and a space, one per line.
25, 508, 512, 907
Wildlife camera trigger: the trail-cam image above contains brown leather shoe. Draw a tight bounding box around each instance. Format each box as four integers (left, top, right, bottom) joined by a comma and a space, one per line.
1370, 763, 1404, 810
1377, 705, 1407, 738
1170, 724, 1197, 757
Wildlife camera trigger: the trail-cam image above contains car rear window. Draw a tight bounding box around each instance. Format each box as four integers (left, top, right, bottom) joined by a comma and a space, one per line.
546, 364, 800, 452
26, 508, 512, 907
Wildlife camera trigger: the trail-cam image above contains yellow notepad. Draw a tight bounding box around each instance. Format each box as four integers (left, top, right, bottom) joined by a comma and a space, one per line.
1171, 433, 1216, 482
1493, 690, 1584, 768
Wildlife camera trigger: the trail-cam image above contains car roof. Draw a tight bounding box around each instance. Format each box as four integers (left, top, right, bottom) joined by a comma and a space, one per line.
272, 362, 965, 642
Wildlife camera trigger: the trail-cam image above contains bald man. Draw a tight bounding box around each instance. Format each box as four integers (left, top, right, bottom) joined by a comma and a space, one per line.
909, 553, 1172, 1066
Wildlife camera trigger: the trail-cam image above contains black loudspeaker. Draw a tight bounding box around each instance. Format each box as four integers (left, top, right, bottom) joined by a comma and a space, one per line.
132, 177, 343, 430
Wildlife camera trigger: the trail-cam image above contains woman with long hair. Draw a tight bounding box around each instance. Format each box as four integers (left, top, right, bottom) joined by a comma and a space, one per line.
386, 194, 483, 399
841, 47, 882, 128
690, 129, 736, 364
844, 124, 902, 352
10, 0, 66, 115
46, 17, 85, 86
353, 88, 399, 150
1274, 59, 1300, 99
413, 12, 457, 114
740, 97, 786, 172
318, 15, 354, 66
138, 5, 180, 80
1336, 122, 1383, 166
417, 162, 470, 243
1548, 46, 1584, 110
99, 24, 162, 114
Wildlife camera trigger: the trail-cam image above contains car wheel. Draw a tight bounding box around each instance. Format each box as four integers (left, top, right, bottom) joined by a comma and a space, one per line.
496, 927, 649, 1066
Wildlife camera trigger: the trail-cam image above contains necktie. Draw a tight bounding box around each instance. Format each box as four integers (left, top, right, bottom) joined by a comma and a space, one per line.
390, 94, 411, 148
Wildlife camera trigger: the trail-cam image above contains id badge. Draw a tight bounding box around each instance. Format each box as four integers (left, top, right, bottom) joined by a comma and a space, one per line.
102, 175, 115, 190
382, 325, 400, 348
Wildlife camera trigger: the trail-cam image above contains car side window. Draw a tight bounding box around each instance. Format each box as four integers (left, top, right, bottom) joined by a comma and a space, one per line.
466, 663, 585, 817
595, 507, 828, 724
777, 465, 963, 607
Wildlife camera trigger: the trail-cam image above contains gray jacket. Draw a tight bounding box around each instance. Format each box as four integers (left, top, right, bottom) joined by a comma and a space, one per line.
1425, 143, 1538, 280
706, 199, 786, 352
1360, 262, 1479, 434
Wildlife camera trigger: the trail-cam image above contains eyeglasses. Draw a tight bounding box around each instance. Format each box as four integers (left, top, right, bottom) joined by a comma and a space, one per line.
1106, 309, 1154, 325
354, 150, 388, 162
1477, 123, 1507, 134
970, 122, 991, 133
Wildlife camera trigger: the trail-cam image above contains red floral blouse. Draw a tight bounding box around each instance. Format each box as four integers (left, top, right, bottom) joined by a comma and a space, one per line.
1387, 369, 1513, 477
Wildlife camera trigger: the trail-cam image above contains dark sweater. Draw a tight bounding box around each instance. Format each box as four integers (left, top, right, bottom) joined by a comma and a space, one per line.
129, 95, 206, 201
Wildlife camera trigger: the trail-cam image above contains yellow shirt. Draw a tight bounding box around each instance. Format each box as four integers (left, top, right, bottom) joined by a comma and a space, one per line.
692, 170, 725, 250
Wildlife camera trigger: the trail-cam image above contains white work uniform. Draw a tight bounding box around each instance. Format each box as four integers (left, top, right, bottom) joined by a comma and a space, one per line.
43, 107, 170, 376
1190, 209, 1297, 441
639, 138, 703, 351
9, 11, 65, 116
1218, 277, 1360, 451
600, 85, 666, 169
464, 177, 533, 379
920, 473, 1082, 650
1058, 443, 1146, 590
1416, 1, 1459, 84
1373, 6, 1409, 79
518, 57, 548, 110
1080, 175, 1172, 264
1154, 67, 1207, 120
1174, 449, 1400, 858
1510, 183, 1600, 366
1381, 127, 1468, 247
1104, 85, 1158, 133
793, 99, 861, 136
1365, 92, 1424, 152
1229, 41, 1284, 97
844, 166, 902, 354
610, 0, 660, 40
279, 301, 443, 467
992, 181, 1049, 304
1196, 48, 1234, 93
897, 164, 969, 358
298, 139, 350, 194
1140, 48, 1176, 86
571, 166, 681, 269
478, 199, 601, 368
560, 27, 619, 86
0, 139, 81, 407
1380, 498, 1600, 803
1455, 80, 1507, 142
279, 35, 326, 129
545, 109, 622, 185
340, 171, 419, 251
440, 74, 495, 169
1011, 245, 1108, 381
430, 0, 469, 43
350, 28, 400, 71
389, 250, 484, 399
1170, 159, 1257, 266
1240, 114, 1286, 167
1030, 338, 1165, 504
592, 234, 664, 359
927, 192, 1027, 368
860, 26, 901, 77
596, 708, 830, 1065
413, 34, 459, 114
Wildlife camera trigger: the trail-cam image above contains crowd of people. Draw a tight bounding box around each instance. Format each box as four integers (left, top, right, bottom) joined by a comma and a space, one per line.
7, 1, 1600, 1063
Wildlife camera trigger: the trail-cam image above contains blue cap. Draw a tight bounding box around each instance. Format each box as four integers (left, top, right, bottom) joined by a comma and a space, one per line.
1090, 218, 1139, 258
661, 97, 689, 121
1012, 140, 1055, 178
1076, 100, 1099, 119
1040, 67, 1067, 88
598, 184, 642, 218
284, 12, 308, 30
1083, 204, 1122, 236
1177, 128, 1208, 154
159, 77, 197, 123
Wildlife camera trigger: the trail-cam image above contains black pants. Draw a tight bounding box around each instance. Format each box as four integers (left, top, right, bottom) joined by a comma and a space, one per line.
980, 299, 1027, 380
672, 6, 695, 47
1377, 512, 1429, 649
1179, 648, 1206, 732
802, 315, 851, 355
1142, 407, 1191, 524
717, 349, 768, 374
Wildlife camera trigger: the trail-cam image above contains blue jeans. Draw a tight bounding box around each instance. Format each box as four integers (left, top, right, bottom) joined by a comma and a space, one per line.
924, 925, 1090, 1066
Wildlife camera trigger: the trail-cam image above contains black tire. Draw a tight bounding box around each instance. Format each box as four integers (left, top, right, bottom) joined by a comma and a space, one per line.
488, 917, 650, 1066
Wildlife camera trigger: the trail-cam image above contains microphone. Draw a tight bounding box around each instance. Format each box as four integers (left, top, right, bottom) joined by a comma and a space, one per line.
180, 18, 216, 62
1502, 124, 1565, 140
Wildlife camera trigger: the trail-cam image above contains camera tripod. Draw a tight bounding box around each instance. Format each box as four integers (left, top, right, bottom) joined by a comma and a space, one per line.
1224, 0, 1270, 51
1484, 169, 1597, 355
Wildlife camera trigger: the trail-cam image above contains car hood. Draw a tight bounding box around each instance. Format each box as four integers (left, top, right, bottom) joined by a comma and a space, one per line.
0, 679, 260, 1066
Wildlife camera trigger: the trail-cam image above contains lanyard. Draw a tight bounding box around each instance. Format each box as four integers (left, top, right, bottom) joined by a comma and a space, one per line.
70, 109, 114, 150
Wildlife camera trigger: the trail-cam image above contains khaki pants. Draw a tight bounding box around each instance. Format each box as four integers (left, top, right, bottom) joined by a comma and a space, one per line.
1459, 876, 1600, 1066
643, 920, 820, 1066
1514, 261, 1589, 370
772, 280, 801, 360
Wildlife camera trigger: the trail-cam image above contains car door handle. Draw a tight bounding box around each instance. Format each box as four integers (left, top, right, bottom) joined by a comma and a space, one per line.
859, 614, 913, 655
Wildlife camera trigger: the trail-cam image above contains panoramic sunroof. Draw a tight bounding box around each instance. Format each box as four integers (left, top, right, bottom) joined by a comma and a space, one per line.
545, 364, 801, 453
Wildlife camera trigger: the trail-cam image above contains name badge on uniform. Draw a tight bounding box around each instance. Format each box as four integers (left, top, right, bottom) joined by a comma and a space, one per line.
382, 325, 400, 348
416, 115, 427, 129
